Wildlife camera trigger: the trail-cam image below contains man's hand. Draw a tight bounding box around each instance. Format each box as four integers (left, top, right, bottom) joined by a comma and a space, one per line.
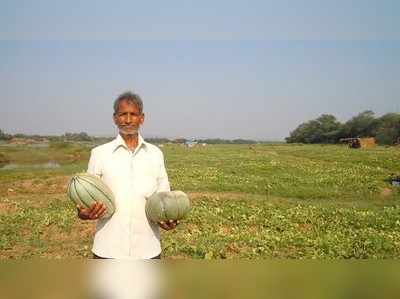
158, 220, 179, 231
77, 202, 107, 220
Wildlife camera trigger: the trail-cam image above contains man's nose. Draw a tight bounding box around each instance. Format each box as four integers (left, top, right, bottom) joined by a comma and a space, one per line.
126, 114, 132, 123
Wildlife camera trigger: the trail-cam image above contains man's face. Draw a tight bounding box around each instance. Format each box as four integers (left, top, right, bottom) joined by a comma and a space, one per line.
113, 100, 144, 136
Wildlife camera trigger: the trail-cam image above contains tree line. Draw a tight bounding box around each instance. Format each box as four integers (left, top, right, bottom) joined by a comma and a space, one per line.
0, 130, 94, 142
0, 130, 261, 144
286, 110, 400, 145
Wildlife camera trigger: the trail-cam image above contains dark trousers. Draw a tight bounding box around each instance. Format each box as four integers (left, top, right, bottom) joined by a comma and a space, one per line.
92, 253, 161, 260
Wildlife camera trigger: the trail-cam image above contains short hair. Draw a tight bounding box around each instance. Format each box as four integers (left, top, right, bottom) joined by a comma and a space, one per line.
113, 91, 143, 114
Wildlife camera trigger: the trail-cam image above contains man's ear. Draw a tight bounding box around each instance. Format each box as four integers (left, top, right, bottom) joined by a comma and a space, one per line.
140, 113, 145, 125
113, 114, 118, 125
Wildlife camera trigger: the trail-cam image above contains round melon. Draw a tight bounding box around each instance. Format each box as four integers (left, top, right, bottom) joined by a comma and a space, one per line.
67, 172, 115, 218
145, 191, 191, 223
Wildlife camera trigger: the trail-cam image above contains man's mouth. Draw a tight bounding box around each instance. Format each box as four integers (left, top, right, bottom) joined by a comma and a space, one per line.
119, 126, 139, 134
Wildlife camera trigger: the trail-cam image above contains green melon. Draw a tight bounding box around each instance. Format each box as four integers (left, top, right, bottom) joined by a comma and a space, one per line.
145, 191, 191, 223
67, 172, 115, 218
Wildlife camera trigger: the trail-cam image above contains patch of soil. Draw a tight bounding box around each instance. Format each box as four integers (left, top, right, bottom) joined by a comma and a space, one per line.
6, 188, 17, 196
380, 188, 393, 198
218, 226, 233, 235
40, 221, 96, 243
0, 201, 18, 215
38, 221, 96, 258
226, 243, 240, 254
8, 176, 70, 196
298, 223, 313, 232
2, 220, 96, 259
0, 153, 9, 164
0, 244, 31, 259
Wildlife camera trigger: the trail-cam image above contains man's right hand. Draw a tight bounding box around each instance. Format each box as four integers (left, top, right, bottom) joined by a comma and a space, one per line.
77, 202, 107, 220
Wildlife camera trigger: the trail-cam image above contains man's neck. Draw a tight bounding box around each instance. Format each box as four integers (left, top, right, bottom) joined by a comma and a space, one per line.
120, 133, 139, 151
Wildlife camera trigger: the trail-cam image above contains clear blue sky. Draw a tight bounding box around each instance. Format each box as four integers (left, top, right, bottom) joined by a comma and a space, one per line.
1, 1, 399, 140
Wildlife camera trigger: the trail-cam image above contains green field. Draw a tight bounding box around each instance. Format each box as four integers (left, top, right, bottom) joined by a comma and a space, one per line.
0, 142, 399, 259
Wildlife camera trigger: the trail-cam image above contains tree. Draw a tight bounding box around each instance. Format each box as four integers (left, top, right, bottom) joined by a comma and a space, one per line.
375, 113, 400, 145
63, 132, 92, 141
286, 110, 400, 145
0, 129, 11, 141
173, 138, 187, 144
342, 110, 377, 138
286, 114, 343, 143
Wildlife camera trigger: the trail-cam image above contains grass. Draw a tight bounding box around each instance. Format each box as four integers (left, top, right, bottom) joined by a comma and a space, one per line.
0, 143, 399, 259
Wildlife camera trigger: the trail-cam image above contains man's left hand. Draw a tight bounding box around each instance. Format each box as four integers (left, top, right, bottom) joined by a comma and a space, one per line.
159, 220, 179, 231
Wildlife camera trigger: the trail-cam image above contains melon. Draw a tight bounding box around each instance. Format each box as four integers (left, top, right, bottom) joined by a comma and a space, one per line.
67, 172, 115, 218
145, 191, 191, 223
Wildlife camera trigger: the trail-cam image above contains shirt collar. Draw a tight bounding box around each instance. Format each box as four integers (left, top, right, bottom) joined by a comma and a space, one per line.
112, 133, 148, 153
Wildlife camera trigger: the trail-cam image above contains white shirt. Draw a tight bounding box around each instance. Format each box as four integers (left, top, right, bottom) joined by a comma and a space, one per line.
87, 134, 170, 259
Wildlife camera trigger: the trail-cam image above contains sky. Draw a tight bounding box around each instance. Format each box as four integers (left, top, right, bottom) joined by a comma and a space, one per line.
0, 1, 399, 140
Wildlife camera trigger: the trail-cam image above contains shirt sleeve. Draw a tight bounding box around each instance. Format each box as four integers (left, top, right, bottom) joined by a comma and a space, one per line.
157, 152, 171, 192
87, 149, 102, 178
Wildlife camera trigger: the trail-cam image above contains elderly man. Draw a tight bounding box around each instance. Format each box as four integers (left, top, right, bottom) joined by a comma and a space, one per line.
77, 91, 177, 259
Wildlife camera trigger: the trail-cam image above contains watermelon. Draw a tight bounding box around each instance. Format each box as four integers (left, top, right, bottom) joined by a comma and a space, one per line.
145, 191, 191, 223
67, 173, 115, 218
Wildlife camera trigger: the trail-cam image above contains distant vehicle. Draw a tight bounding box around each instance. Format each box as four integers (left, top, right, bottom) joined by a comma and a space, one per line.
340, 137, 376, 149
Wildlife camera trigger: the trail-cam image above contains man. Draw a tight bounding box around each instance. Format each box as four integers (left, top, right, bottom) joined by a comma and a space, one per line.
77, 91, 177, 259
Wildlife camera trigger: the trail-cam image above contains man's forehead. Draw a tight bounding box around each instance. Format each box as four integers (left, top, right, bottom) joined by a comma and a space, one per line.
119, 99, 139, 107
116, 100, 142, 111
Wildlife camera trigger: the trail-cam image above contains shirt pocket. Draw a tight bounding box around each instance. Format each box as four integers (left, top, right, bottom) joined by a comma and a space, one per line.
132, 155, 160, 197
101, 160, 131, 192
132, 158, 157, 194
135, 174, 158, 197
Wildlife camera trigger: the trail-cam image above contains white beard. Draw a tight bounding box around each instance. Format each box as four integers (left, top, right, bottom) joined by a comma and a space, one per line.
119, 127, 139, 135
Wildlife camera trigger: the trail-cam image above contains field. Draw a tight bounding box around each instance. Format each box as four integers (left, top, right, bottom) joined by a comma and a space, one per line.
0, 142, 399, 259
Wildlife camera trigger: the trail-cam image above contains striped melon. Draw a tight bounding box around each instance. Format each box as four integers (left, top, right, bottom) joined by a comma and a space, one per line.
145, 191, 191, 223
67, 172, 115, 218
